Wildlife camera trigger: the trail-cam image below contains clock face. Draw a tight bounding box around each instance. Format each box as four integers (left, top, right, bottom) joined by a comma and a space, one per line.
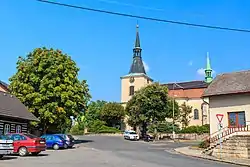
129, 77, 135, 83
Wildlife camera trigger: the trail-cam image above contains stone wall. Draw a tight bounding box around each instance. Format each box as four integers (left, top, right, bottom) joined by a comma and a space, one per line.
212, 135, 250, 159
157, 133, 209, 140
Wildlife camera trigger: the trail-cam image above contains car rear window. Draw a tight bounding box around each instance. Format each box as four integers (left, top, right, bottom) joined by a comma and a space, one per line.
0, 135, 10, 140
129, 132, 137, 134
24, 133, 38, 139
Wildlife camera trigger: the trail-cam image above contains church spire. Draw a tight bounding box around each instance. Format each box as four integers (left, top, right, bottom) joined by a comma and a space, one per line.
205, 52, 213, 83
135, 24, 140, 48
129, 24, 146, 74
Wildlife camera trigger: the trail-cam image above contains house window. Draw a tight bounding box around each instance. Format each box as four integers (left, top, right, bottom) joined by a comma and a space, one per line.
194, 109, 199, 120
4, 124, 10, 134
129, 86, 134, 96
16, 125, 22, 133
228, 111, 246, 127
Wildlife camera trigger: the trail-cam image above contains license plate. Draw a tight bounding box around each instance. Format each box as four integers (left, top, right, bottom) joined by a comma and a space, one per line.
40, 141, 45, 144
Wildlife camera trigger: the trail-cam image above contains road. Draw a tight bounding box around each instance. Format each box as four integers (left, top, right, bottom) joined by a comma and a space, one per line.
0, 136, 239, 167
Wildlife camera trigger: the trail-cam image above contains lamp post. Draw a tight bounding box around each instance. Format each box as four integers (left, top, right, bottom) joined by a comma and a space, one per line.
172, 83, 184, 140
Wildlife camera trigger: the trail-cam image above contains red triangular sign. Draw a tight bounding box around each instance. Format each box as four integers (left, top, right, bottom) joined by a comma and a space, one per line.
216, 114, 224, 123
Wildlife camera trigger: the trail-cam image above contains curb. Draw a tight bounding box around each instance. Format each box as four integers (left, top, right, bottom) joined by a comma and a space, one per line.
174, 148, 250, 167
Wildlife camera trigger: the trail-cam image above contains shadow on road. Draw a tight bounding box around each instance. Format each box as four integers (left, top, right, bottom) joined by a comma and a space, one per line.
0, 156, 17, 160
74, 139, 93, 144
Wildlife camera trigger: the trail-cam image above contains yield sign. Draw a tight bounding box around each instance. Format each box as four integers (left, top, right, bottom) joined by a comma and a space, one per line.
216, 114, 224, 123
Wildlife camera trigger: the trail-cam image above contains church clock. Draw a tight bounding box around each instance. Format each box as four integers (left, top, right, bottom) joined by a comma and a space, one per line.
129, 77, 135, 83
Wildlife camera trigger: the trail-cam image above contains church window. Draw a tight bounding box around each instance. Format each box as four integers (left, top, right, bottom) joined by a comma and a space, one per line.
129, 86, 134, 96
194, 109, 199, 120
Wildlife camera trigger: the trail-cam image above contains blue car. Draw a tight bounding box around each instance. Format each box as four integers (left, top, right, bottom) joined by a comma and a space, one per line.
40, 134, 67, 150
55, 134, 75, 148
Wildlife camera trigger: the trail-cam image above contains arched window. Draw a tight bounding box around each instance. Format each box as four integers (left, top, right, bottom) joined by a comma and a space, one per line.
16, 125, 22, 133
129, 86, 134, 96
4, 124, 10, 134
194, 109, 199, 120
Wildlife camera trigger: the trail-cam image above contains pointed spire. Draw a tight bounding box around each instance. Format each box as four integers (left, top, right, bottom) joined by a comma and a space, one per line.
129, 24, 146, 74
205, 52, 213, 83
135, 24, 140, 48
206, 52, 212, 70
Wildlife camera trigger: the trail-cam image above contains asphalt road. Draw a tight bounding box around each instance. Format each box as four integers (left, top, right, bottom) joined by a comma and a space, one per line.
0, 136, 240, 167
79, 135, 238, 167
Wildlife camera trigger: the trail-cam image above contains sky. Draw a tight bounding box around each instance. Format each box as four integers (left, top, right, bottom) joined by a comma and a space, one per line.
1, 0, 250, 102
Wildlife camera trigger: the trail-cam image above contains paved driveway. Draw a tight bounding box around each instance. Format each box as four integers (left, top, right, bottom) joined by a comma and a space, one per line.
0, 136, 239, 167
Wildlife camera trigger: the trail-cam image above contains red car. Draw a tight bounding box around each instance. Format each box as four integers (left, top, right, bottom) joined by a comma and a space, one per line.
7, 133, 46, 156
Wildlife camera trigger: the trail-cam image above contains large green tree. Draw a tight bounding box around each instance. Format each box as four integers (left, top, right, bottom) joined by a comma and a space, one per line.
9, 47, 91, 133
100, 102, 125, 127
125, 83, 179, 134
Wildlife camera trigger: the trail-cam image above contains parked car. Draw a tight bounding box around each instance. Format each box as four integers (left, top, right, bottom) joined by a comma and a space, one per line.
0, 135, 14, 159
55, 134, 75, 148
40, 134, 67, 150
6, 133, 46, 156
141, 134, 154, 142
123, 130, 139, 141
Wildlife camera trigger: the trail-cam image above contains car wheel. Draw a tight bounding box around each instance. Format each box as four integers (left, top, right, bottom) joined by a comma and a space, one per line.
0, 155, 3, 159
63, 144, 68, 149
31, 152, 40, 156
18, 147, 28, 156
53, 144, 60, 150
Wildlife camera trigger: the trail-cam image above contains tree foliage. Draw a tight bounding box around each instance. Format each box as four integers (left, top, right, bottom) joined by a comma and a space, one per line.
179, 102, 193, 128
125, 83, 179, 129
9, 47, 91, 133
100, 102, 125, 127
85, 100, 107, 126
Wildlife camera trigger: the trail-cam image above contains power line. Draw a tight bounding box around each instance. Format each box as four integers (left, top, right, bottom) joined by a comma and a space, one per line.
37, 0, 250, 33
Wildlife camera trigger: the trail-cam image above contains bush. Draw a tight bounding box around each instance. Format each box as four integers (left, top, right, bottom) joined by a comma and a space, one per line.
97, 126, 121, 134
148, 122, 180, 133
88, 120, 121, 134
179, 124, 209, 135
199, 139, 210, 148
69, 124, 84, 135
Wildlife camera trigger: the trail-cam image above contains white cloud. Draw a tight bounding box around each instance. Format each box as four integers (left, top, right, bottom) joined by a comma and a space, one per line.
197, 68, 216, 77
188, 60, 193, 66
143, 61, 149, 72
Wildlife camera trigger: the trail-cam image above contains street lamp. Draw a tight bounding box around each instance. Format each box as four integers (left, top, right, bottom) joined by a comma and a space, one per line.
172, 83, 184, 140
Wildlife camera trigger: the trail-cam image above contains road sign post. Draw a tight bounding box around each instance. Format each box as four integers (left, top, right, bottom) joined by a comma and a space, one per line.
216, 114, 224, 159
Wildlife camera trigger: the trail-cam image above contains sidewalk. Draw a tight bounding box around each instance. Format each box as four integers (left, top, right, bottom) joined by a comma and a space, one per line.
174, 146, 250, 166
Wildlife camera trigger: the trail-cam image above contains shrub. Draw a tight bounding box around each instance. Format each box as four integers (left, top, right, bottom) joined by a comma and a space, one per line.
179, 124, 209, 135
97, 126, 121, 133
88, 120, 121, 134
148, 122, 180, 133
69, 124, 84, 135
199, 139, 210, 148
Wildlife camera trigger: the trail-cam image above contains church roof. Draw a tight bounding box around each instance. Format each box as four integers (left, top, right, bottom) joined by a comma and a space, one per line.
203, 70, 250, 97
163, 81, 209, 90
128, 24, 146, 75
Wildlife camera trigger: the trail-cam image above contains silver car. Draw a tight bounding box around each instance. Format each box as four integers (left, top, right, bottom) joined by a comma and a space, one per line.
0, 135, 14, 159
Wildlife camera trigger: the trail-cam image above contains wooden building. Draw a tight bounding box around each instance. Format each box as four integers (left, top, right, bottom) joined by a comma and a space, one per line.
0, 81, 38, 134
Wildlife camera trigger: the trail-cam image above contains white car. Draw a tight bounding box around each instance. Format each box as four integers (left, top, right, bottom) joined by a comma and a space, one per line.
123, 130, 139, 141
0, 135, 14, 159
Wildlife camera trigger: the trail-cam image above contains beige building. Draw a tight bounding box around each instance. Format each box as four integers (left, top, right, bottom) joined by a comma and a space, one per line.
203, 70, 250, 135
120, 25, 214, 130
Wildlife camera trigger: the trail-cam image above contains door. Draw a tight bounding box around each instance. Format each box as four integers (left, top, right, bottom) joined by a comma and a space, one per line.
228, 111, 246, 127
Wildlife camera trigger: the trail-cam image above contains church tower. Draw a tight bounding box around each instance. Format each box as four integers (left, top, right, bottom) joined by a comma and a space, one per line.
120, 24, 153, 104
205, 52, 213, 83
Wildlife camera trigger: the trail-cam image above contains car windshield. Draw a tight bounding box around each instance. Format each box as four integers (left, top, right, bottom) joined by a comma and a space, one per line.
24, 133, 38, 139
129, 132, 137, 134
0, 135, 11, 140
67, 135, 74, 140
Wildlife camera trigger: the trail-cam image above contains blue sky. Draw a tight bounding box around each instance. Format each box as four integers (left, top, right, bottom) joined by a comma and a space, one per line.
1, 0, 250, 102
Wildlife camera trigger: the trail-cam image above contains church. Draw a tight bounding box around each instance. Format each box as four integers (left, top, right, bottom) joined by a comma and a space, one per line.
120, 25, 214, 130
